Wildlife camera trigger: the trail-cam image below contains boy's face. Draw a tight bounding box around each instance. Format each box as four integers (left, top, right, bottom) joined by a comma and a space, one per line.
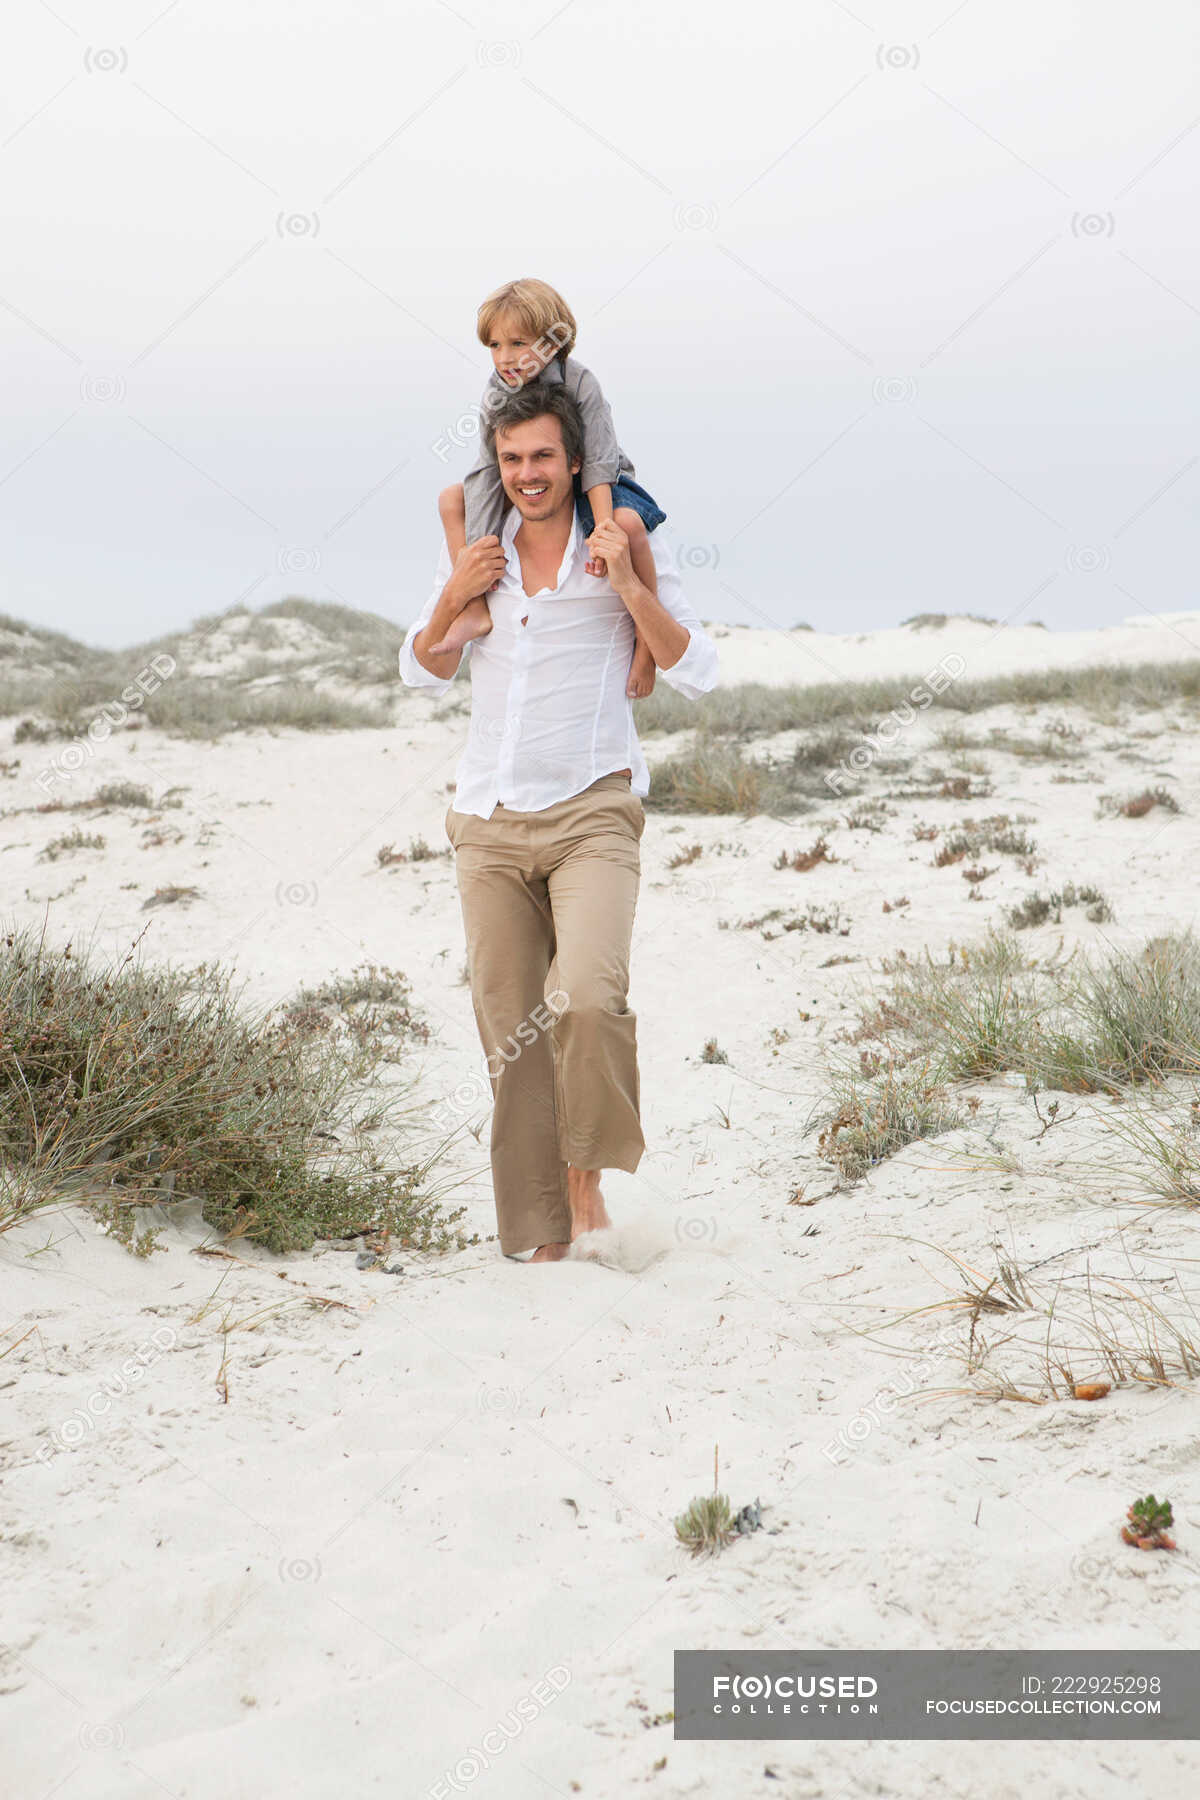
486, 313, 558, 389
493, 415, 581, 522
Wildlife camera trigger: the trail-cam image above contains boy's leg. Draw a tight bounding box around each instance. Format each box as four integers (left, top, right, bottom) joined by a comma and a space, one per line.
441, 481, 503, 591
427, 596, 493, 656
430, 483, 496, 654
438, 483, 467, 561
614, 506, 658, 699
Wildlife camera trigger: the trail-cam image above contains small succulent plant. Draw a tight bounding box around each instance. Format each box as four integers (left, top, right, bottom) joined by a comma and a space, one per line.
1121, 1494, 1176, 1551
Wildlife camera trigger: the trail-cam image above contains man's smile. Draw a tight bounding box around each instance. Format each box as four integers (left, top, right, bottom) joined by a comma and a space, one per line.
517, 484, 549, 497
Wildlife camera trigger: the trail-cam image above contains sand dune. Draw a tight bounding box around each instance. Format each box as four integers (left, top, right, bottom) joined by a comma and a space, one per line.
709, 608, 1200, 688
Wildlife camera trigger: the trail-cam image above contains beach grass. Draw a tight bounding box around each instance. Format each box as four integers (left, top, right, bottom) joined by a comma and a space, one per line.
0, 926, 471, 1256
6, 601, 1200, 751
854, 929, 1200, 1091
813, 930, 1200, 1187
636, 658, 1200, 741
812, 1057, 966, 1181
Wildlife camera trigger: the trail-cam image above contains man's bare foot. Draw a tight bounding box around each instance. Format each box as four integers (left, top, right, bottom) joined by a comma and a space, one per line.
626, 650, 656, 700
528, 1241, 570, 1261
428, 596, 494, 656
567, 1165, 611, 1238
524, 1169, 611, 1263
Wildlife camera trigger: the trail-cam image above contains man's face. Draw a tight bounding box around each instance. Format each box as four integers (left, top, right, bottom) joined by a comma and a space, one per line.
494, 415, 581, 523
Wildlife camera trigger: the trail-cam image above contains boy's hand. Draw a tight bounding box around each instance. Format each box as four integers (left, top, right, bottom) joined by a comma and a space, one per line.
584, 527, 607, 578
449, 536, 506, 604
587, 520, 634, 592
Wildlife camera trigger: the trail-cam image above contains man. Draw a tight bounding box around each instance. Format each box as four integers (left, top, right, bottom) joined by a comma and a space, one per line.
399, 384, 719, 1263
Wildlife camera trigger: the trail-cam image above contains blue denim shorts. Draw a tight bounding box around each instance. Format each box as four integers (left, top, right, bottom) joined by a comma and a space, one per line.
575, 475, 666, 536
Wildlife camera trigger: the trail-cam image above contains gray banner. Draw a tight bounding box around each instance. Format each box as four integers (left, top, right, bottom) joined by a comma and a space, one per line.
674, 1651, 1200, 1738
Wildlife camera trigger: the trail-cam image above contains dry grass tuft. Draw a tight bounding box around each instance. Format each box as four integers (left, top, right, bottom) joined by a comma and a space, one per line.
729, 904, 850, 939
775, 837, 837, 871
667, 842, 703, 869
933, 816, 1038, 867
39, 828, 106, 862
867, 1248, 1200, 1404
1006, 884, 1112, 929
1098, 786, 1181, 819
142, 885, 202, 910
813, 1058, 965, 1180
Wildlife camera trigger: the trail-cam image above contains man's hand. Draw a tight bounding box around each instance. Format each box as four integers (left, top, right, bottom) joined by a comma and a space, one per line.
585, 519, 691, 675
448, 536, 507, 604
411, 536, 507, 677
586, 520, 634, 593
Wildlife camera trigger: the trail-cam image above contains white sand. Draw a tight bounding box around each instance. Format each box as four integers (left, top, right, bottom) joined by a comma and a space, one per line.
3, 618, 1200, 1797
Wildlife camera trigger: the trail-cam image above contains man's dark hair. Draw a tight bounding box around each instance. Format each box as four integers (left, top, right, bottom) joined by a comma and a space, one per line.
483, 383, 585, 471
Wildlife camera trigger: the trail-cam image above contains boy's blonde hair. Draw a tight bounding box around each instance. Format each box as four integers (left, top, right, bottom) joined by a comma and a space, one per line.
476, 278, 577, 365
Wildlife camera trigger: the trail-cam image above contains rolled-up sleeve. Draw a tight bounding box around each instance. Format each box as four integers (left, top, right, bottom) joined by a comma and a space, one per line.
575, 367, 623, 494
398, 542, 467, 691
647, 530, 721, 699
462, 414, 508, 544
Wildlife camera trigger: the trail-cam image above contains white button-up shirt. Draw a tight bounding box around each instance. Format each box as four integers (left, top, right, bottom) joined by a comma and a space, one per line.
398, 509, 721, 818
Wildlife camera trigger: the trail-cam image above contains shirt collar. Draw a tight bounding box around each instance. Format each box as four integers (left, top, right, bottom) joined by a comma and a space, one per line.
500, 502, 584, 590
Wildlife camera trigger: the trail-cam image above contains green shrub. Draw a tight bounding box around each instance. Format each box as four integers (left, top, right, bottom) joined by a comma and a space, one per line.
0, 930, 468, 1255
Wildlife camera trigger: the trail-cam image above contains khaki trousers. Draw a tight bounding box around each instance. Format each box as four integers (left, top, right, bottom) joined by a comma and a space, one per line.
444, 772, 646, 1255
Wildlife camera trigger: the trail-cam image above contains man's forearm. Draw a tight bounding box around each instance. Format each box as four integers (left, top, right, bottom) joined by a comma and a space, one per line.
612, 571, 690, 671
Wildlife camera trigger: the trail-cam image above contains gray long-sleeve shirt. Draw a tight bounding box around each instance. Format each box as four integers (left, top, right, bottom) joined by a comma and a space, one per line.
462, 355, 636, 544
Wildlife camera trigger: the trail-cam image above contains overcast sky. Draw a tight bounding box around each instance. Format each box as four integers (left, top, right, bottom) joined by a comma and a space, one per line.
3, 0, 1198, 649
